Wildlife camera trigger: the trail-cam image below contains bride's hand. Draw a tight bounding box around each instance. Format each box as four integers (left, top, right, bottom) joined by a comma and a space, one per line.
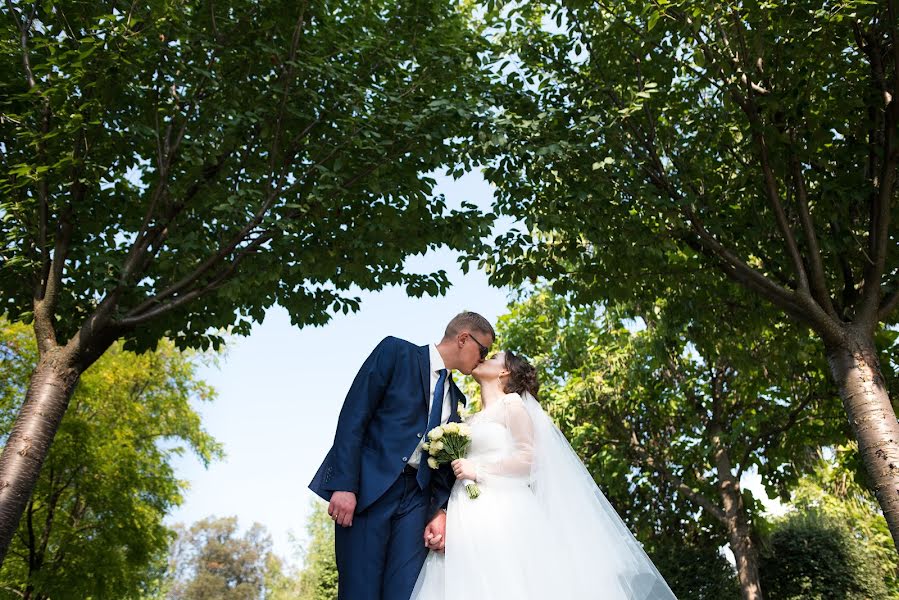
451, 458, 477, 481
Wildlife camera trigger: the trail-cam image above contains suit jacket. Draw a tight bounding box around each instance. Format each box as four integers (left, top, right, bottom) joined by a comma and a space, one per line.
309, 336, 465, 514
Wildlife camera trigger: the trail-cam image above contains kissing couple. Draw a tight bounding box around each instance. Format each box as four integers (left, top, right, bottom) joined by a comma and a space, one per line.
310, 311, 677, 599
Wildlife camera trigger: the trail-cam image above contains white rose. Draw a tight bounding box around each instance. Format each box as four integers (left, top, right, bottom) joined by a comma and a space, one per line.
431, 440, 444, 452
421, 442, 430, 452
443, 422, 459, 434
427, 457, 439, 469
458, 424, 471, 437
428, 427, 444, 440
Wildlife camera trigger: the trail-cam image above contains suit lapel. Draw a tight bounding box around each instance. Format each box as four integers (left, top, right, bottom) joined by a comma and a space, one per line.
448, 378, 465, 423
418, 345, 430, 411
456, 381, 467, 406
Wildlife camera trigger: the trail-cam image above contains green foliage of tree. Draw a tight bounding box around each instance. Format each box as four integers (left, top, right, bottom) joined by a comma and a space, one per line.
759, 510, 891, 600
647, 536, 740, 600
252, 503, 337, 600
0, 0, 493, 561
495, 288, 847, 599
294, 502, 338, 600
258, 552, 299, 600
0, 320, 222, 600
476, 0, 899, 550
784, 444, 899, 596
165, 516, 274, 600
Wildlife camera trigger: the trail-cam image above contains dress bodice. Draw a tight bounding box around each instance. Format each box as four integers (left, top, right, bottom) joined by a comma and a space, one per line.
467, 409, 516, 461
463, 393, 534, 484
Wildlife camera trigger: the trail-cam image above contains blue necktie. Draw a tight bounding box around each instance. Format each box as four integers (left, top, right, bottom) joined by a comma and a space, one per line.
418, 368, 448, 489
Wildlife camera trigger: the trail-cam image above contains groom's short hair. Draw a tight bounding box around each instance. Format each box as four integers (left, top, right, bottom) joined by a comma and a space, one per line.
443, 311, 495, 341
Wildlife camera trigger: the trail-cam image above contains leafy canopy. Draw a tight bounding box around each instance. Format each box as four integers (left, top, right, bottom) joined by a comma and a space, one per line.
474, 0, 899, 339
0, 0, 493, 355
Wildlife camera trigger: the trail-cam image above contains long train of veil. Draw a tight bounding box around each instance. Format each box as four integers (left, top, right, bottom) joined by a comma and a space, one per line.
520, 391, 678, 599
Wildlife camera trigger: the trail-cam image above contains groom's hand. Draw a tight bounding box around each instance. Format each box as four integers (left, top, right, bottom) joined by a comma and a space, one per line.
424, 510, 447, 552
329, 491, 357, 527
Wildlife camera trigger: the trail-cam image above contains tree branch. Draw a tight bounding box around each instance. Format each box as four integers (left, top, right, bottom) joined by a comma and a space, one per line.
5, 0, 37, 88
14, 7, 54, 306
855, 17, 886, 187
737, 385, 817, 478
627, 12, 843, 342
122, 178, 282, 321
37, 476, 64, 562
35, 129, 86, 336
119, 28, 232, 291
791, 151, 837, 318
7, 1, 68, 354
25, 499, 35, 574
628, 432, 726, 522
32, 203, 74, 354
673, 197, 799, 311
857, 9, 899, 326
115, 230, 267, 328
117, 128, 415, 328
676, 13, 813, 306
859, 118, 897, 324
122, 119, 409, 323
726, 13, 809, 294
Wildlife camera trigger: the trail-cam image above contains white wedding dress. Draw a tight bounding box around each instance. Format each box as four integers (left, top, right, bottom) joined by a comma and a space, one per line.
410, 392, 677, 600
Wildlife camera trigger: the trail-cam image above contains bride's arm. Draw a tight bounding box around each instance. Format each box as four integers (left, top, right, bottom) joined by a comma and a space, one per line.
474, 394, 534, 482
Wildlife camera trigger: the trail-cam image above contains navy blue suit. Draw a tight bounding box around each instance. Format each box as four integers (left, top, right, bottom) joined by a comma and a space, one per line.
309, 337, 465, 600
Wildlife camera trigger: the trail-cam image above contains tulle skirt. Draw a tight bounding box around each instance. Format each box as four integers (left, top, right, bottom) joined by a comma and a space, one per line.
410, 476, 575, 599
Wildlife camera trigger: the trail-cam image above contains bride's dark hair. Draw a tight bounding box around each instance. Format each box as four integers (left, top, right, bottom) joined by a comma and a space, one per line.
503, 350, 540, 400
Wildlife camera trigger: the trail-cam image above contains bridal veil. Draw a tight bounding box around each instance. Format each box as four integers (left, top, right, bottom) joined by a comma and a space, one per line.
520, 391, 677, 599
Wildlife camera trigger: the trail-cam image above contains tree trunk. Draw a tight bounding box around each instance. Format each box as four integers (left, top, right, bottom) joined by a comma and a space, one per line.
826, 328, 899, 551
710, 423, 764, 600
0, 349, 80, 566
722, 491, 764, 600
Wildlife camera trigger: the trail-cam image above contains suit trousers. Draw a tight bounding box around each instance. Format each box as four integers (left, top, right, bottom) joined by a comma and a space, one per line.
335, 467, 430, 600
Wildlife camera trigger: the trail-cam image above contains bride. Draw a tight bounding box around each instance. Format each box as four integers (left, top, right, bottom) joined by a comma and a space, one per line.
410, 350, 677, 599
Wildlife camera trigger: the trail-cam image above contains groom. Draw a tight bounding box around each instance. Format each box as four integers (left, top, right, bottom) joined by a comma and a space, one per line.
309, 311, 495, 600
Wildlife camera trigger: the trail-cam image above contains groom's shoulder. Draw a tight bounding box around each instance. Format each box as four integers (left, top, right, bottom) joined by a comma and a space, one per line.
373, 336, 419, 354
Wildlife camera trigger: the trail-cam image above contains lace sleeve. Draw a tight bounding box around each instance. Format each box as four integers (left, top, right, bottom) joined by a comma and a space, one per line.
474, 393, 535, 482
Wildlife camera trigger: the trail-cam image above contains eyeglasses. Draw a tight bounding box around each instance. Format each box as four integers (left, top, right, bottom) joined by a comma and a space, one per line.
468, 332, 490, 360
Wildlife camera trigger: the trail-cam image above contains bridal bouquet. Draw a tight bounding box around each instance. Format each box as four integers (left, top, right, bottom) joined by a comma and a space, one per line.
423, 423, 480, 499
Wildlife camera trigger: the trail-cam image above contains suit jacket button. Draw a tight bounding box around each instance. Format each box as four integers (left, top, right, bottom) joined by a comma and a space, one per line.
402, 457, 408, 462
417, 432, 423, 438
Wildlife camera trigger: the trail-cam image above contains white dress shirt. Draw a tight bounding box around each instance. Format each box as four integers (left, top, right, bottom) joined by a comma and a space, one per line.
407, 344, 453, 469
